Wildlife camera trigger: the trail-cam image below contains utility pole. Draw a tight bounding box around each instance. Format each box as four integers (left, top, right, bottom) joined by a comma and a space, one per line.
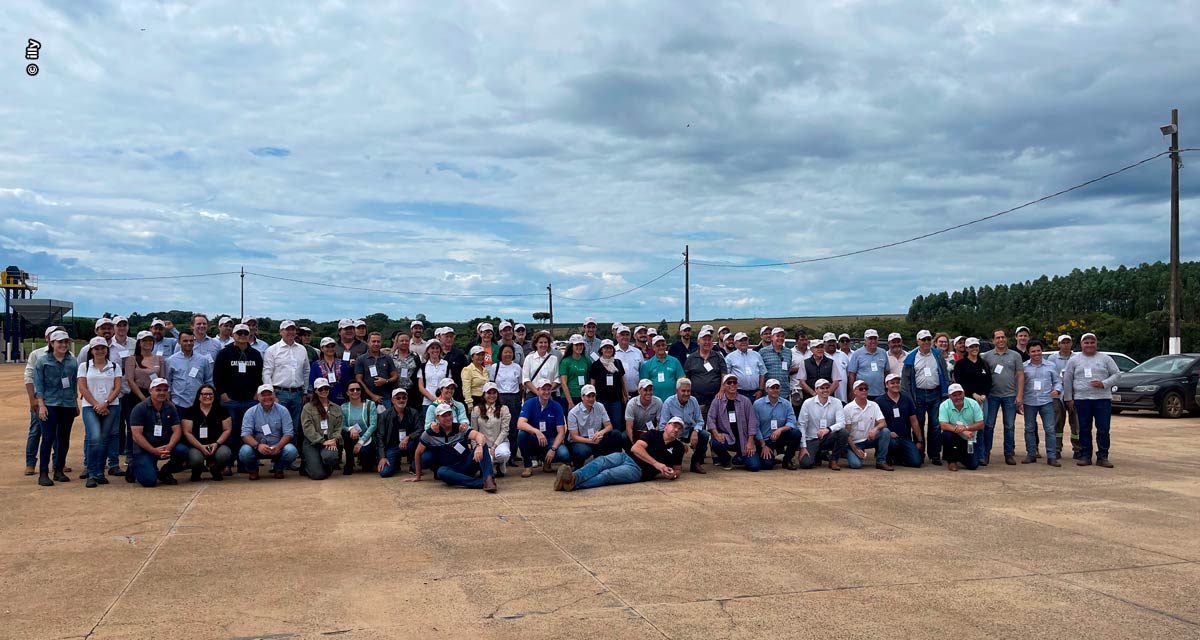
1168, 109, 1181, 355
240, 266, 245, 320
547, 283, 554, 338
683, 244, 690, 323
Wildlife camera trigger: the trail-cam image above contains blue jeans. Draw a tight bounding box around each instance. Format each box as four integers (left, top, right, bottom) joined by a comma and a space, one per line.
744, 429, 803, 471
517, 431, 570, 467
275, 390, 304, 457
434, 446, 494, 489
567, 431, 625, 469
887, 437, 923, 467
848, 428, 892, 468
940, 431, 979, 469
379, 438, 421, 477
1023, 403, 1057, 459
688, 428, 712, 468
222, 399, 256, 469
38, 406, 75, 473
238, 443, 299, 472
984, 395, 1018, 459
1075, 398, 1112, 460
913, 388, 943, 461
572, 452, 643, 490
26, 409, 49, 467
130, 444, 189, 487
82, 406, 121, 479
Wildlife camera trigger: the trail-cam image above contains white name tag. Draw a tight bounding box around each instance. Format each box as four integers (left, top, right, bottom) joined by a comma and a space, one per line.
342, 351, 351, 362
703, 362, 713, 372
1034, 380, 1043, 391
538, 421, 547, 431
376, 405, 386, 415
893, 407, 900, 418
590, 352, 600, 361
770, 419, 778, 428
994, 364, 1004, 374
453, 442, 466, 454
155, 349, 163, 356
727, 411, 737, 423
368, 365, 378, 377
60, 377, 70, 389
577, 375, 585, 386
400, 368, 409, 379
328, 370, 336, 383
870, 362, 878, 372
238, 361, 247, 373
1084, 367, 1093, 378
262, 424, 272, 436
657, 372, 665, 383
922, 366, 932, 377
646, 421, 654, 430
320, 419, 329, 433
606, 375, 614, 386
199, 427, 209, 439
153, 424, 163, 437
820, 419, 828, 429
189, 367, 199, 378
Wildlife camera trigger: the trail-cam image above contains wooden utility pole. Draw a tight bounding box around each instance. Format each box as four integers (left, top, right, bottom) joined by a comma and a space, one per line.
1168, 109, 1181, 354
683, 245, 690, 323
547, 283, 555, 338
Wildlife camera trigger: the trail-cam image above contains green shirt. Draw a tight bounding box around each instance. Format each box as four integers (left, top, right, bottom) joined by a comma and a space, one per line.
639, 355, 686, 401
938, 397, 983, 443
558, 355, 591, 399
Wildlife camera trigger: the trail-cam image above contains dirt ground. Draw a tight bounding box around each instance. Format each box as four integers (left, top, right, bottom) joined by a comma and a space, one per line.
2, 364, 1198, 640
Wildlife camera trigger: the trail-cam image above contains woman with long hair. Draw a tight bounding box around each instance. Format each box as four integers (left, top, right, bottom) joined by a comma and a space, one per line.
181, 383, 233, 482
472, 382, 511, 476
309, 337, 351, 404
33, 330, 77, 486
301, 378, 344, 480
340, 380, 378, 475
417, 340, 448, 408
78, 337, 122, 488
558, 334, 590, 412
462, 345, 489, 406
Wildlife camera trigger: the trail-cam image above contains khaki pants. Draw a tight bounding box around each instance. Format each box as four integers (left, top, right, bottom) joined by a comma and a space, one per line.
1053, 397, 1079, 455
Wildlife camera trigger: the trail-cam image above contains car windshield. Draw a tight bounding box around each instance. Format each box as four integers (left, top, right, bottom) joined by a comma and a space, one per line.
1129, 356, 1196, 375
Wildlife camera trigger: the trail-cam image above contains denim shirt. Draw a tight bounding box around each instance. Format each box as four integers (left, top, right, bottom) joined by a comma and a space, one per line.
752, 396, 797, 440
659, 394, 703, 438
240, 403, 294, 447
34, 351, 79, 407
1022, 359, 1062, 406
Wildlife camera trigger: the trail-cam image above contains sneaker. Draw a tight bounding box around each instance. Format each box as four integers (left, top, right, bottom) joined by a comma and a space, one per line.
1097, 459, 1113, 468
24, 465, 35, 476
158, 474, 178, 486
722, 462, 733, 471
1021, 456, 1037, 464
554, 464, 575, 491
96, 475, 110, 485
521, 468, 533, 478
107, 466, 125, 477
85, 477, 98, 488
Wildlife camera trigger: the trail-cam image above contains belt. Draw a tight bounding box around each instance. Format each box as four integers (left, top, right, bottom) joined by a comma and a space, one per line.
274, 386, 304, 393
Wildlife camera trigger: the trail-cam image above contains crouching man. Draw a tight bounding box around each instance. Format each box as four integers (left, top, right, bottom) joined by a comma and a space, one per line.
408, 404, 497, 492
555, 416, 686, 491
128, 378, 188, 487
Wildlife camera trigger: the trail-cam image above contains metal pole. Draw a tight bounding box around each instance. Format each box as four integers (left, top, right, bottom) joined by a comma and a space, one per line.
683, 245, 690, 323
1169, 109, 1181, 354
240, 266, 245, 320
547, 284, 555, 338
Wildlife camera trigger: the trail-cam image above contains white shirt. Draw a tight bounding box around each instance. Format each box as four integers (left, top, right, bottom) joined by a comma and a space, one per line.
828, 350, 850, 401
418, 359, 449, 403
522, 351, 560, 386
262, 340, 310, 390
788, 346, 811, 391
410, 338, 430, 360
614, 344, 644, 392
24, 345, 49, 384
77, 359, 121, 407
797, 396, 846, 440
842, 399, 884, 442
490, 361, 524, 394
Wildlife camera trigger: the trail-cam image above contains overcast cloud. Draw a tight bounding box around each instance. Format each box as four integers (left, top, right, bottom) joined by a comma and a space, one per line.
1, 0, 1197, 324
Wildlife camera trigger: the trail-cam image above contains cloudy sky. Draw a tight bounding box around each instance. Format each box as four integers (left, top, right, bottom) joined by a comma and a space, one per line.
2, 0, 1197, 324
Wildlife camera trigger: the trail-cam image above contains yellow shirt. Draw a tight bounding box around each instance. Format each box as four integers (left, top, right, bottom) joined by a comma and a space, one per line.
461, 363, 489, 400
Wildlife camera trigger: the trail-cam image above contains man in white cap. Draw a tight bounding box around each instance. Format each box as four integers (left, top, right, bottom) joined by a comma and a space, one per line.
376, 386, 425, 477
848, 329, 889, 401
759, 327, 796, 403
109, 316, 134, 355
407, 403, 497, 492
828, 333, 852, 401
640, 335, 685, 402
23, 325, 67, 475
800, 338, 837, 398
624, 379, 663, 444
178, 314, 222, 362
212, 323, 264, 473
437, 326, 469, 402
1013, 325, 1032, 362
514, 323, 532, 355
901, 329, 949, 465
614, 325, 645, 395
554, 416, 686, 491
581, 317, 602, 359
127, 377, 189, 487
683, 326, 727, 416
296, 326, 319, 364
497, 320, 525, 365
938, 383, 983, 471
705, 373, 755, 470
334, 318, 367, 367
886, 332, 906, 378
876, 373, 924, 467
241, 317, 270, 354
843, 379, 893, 470
516, 378, 570, 476
216, 316, 236, 347
659, 377, 708, 473
669, 323, 698, 363
748, 378, 804, 471
79, 317, 121, 365
1062, 333, 1120, 468
1021, 340, 1062, 466
1046, 334, 1080, 459
788, 329, 812, 410
633, 326, 654, 360
980, 329, 1024, 466
725, 332, 766, 400
164, 330, 213, 410
238, 384, 299, 480
566, 384, 625, 468
149, 318, 177, 356
409, 319, 430, 360
796, 378, 849, 470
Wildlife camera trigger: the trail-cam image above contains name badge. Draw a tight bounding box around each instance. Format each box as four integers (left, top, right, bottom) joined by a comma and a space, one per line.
606, 375, 614, 386
922, 367, 932, 377
189, 367, 199, 378
368, 365, 379, 377
728, 411, 737, 423
646, 421, 654, 430
893, 407, 900, 418
60, 377, 70, 389
453, 442, 466, 454
1084, 367, 1093, 378
703, 362, 713, 372
1034, 380, 1043, 391
590, 352, 599, 361
870, 362, 878, 372
994, 364, 1004, 374
155, 349, 163, 356
820, 419, 828, 429
770, 419, 778, 428
577, 375, 585, 386
237, 361, 247, 374
320, 419, 329, 433
342, 351, 351, 362
657, 372, 665, 383
377, 405, 386, 415
153, 424, 163, 437
199, 427, 209, 439
328, 370, 336, 383
262, 424, 272, 436
400, 368, 409, 379
538, 421, 547, 432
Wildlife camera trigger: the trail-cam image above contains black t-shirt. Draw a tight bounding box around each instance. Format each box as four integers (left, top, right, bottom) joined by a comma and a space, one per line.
875, 393, 916, 440
588, 359, 626, 403
635, 431, 685, 481
953, 357, 992, 399
130, 399, 181, 449
183, 403, 230, 445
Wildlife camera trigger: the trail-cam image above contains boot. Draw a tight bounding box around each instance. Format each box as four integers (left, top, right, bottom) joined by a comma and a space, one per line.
190, 469, 203, 482
53, 470, 70, 483
38, 472, 53, 486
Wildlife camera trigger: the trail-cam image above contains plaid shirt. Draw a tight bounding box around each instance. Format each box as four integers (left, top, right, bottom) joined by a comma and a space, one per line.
758, 346, 793, 395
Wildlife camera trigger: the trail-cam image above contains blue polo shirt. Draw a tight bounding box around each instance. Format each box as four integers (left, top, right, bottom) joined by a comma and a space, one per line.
875, 392, 917, 441
520, 397, 566, 437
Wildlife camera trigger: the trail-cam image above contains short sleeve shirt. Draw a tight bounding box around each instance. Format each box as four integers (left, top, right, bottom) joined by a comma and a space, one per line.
635, 431, 685, 480
130, 399, 182, 448
520, 397, 565, 437
184, 403, 230, 445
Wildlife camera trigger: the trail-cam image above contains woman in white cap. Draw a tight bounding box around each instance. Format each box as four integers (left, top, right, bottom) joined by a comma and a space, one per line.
339, 380, 379, 475
490, 343, 524, 464
425, 378, 469, 429
474, 322, 497, 366
558, 334, 591, 411
32, 330, 78, 486
300, 377, 344, 480
78, 336, 123, 487
417, 339, 448, 409
472, 382, 511, 476
462, 345, 490, 405
181, 383, 233, 482
589, 339, 628, 429
952, 338, 992, 410
309, 336, 351, 404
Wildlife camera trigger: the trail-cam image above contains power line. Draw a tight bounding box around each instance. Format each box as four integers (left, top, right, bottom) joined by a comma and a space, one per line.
39, 271, 240, 282
244, 271, 545, 298
692, 148, 1200, 269
556, 262, 685, 301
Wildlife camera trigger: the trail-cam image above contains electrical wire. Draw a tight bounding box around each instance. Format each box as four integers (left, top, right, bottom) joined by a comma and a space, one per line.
555, 262, 685, 301
39, 271, 241, 282
692, 148, 1200, 269
243, 271, 544, 298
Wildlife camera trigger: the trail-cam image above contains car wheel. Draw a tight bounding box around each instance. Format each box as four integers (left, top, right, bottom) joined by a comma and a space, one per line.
1158, 391, 1184, 419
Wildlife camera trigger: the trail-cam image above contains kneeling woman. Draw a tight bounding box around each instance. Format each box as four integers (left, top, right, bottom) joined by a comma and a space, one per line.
472, 382, 512, 476
181, 384, 233, 481
301, 378, 344, 480
340, 381, 379, 474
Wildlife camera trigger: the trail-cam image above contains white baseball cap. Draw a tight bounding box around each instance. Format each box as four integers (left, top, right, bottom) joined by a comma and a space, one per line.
437, 378, 457, 390
149, 377, 169, 389
864, 329, 879, 339
151, 318, 166, 327
482, 382, 499, 394
765, 378, 781, 388
243, 316, 257, 324
279, 320, 296, 330
44, 325, 63, 337
498, 321, 513, 330
852, 379, 869, 390
838, 333, 851, 341
338, 318, 354, 329
320, 337, 336, 347
1015, 326, 1030, 334
435, 403, 453, 416
583, 317, 597, 326
666, 416, 685, 426
717, 326, 729, 335
888, 332, 902, 342
814, 378, 831, 388
514, 323, 526, 331
536, 378, 555, 388
822, 332, 837, 342
233, 324, 250, 334
722, 373, 738, 384
469, 345, 485, 356
569, 334, 585, 345
313, 378, 331, 390
113, 315, 128, 324
580, 384, 597, 396
95, 317, 114, 329
771, 327, 786, 336
218, 316, 233, 326
679, 323, 692, 331
948, 383, 965, 394
698, 328, 713, 338
410, 319, 424, 327
600, 339, 615, 348
652, 335, 666, 344
1081, 332, 1097, 341
87, 336, 109, 349
965, 337, 981, 347
478, 322, 494, 333
257, 384, 274, 395
440, 326, 455, 334
647, 328, 658, 336
617, 325, 631, 334
634, 325, 647, 334
136, 330, 153, 341
1057, 334, 1072, 344
701, 324, 714, 333
354, 319, 367, 327
885, 373, 901, 383
49, 330, 70, 341
916, 329, 932, 340
733, 332, 749, 341
637, 379, 654, 390
953, 335, 964, 345
392, 387, 409, 397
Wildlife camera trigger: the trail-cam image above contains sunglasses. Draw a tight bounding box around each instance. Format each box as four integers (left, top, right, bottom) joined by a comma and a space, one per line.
347, 388, 362, 393
919, 337, 932, 341
316, 387, 330, 393
723, 380, 738, 385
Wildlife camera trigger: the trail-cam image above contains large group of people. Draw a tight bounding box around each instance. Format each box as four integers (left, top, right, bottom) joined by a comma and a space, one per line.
24, 314, 1123, 492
